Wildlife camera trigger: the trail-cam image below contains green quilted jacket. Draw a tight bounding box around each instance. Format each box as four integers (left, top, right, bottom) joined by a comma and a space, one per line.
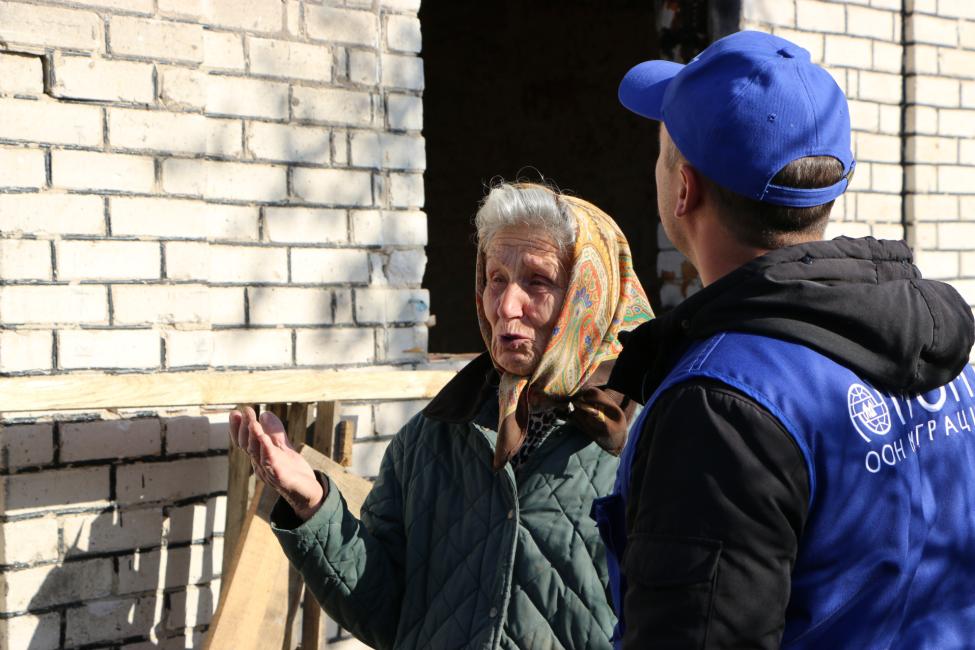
271, 355, 619, 649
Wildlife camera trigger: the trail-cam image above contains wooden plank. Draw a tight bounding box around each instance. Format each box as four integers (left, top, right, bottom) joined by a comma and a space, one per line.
304, 403, 341, 650
268, 402, 289, 425
0, 368, 454, 413
312, 401, 339, 458
283, 402, 313, 650
204, 445, 373, 650
303, 401, 334, 650
286, 402, 309, 448
332, 420, 355, 468
205, 482, 296, 650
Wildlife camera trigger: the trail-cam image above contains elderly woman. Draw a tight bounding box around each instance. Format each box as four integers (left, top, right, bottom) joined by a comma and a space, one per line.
229, 182, 652, 649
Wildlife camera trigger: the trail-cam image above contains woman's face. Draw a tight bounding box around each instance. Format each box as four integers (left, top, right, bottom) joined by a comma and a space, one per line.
482, 225, 569, 376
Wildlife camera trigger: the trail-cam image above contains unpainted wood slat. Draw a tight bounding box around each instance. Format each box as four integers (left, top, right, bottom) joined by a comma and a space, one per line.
332, 420, 355, 468
0, 368, 454, 412
286, 403, 309, 448
205, 445, 373, 650
312, 401, 339, 458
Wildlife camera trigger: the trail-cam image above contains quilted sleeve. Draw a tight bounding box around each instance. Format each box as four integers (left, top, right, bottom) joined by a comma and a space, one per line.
270, 430, 407, 650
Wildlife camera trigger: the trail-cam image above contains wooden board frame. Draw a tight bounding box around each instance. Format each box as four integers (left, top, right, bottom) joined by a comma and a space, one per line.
204, 445, 374, 650
0, 368, 454, 413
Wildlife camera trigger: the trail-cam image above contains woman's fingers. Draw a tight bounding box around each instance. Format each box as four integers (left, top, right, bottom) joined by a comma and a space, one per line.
258, 411, 286, 440
228, 410, 242, 448
246, 417, 265, 457
257, 433, 280, 483
239, 407, 258, 449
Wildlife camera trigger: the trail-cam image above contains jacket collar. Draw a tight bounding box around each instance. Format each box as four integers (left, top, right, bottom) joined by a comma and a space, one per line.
423, 352, 500, 424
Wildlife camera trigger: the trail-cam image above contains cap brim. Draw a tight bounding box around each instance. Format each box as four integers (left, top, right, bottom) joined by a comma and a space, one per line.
618, 60, 684, 120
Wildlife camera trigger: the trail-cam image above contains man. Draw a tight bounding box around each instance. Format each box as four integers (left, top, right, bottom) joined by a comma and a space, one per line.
595, 30, 975, 648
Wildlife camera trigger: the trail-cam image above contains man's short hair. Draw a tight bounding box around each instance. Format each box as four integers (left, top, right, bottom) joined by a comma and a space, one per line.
664, 137, 844, 249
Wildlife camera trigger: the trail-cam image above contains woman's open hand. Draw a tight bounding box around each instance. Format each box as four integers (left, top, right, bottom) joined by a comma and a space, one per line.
228, 407, 326, 521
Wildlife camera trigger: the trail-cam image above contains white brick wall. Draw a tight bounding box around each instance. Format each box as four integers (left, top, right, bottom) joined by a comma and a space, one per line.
0, 239, 51, 280
265, 207, 348, 243
206, 75, 290, 119
900, 2, 975, 293
56, 240, 161, 281
51, 54, 155, 103
306, 6, 379, 46
111, 197, 259, 240
203, 30, 245, 70
0, 424, 54, 469
0, 193, 106, 236
0, 466, 111, 515
51, 150, 156, 193
61, 419, 162, 461
354, 288, 430, 324
116, 457, 227, 505
248, 287, 335, 325
0, 330, 54, 373
0, 613, 60, 650
0, 146, 45, 188
112, 285, 210, 325
247, 121, 331, 164
0, 286, 108, 325
293, 167, 374, 205
0, 97, 103, 147
59, 330, 161, 370
249, 37, 332, 82
0, 0, 425, 646
0, 3, 104, 51
295, 328, 375, 365
109, 16, 204, 62
61, 508, 163, 555
162, 159, 288, 201
292, 248, 371, 283
291, 86, 374, 126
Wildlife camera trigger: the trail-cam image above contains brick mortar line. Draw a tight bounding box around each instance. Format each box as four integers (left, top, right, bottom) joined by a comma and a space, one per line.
0, 581, 224, 623
7, 0, 157, 19
0, 536, 223, 574
1, 449, 231, 476
17, 145, 427, 169
0, 490, 231, 525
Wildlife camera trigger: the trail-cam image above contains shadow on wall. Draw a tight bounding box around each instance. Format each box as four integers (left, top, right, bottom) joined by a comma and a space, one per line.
27, 499, 222, 649
3, 417, 229, 649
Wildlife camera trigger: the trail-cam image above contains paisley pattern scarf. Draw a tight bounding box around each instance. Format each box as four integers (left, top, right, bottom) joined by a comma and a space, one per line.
475, 188, 654, 470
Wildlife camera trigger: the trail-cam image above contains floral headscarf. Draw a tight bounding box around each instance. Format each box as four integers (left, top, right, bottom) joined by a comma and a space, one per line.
475, 186, 654, 470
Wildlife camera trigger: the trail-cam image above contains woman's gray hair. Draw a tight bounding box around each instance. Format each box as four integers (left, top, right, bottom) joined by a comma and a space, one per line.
474, 182, 577, 254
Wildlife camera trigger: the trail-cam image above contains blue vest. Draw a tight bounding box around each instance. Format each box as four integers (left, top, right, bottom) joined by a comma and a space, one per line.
593, 332, 975, 648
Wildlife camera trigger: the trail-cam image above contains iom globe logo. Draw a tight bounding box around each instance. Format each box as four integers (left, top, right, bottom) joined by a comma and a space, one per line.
848, 382, 892, 442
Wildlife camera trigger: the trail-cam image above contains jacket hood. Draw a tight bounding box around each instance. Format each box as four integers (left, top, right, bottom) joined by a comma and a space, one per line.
610, 237, 975, 401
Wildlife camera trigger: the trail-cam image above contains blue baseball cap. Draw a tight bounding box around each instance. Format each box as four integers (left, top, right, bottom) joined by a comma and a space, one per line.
620, 30, 855, 208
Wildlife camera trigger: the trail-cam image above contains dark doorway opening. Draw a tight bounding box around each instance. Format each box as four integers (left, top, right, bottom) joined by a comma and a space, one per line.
420, 0, 661, 353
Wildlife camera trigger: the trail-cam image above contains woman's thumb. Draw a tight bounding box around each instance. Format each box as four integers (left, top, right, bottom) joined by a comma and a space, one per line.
258, 411, 290, 448
257, 431, 279, 469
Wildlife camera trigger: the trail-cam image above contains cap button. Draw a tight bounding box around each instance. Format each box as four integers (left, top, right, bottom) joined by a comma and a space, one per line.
777, 47, 795, 59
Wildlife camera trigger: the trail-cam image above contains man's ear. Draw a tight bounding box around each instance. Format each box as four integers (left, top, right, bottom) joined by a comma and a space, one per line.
675, 163, 704, 217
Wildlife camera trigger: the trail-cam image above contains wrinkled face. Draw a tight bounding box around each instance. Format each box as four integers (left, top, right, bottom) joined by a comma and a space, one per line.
482, 225, 569, 376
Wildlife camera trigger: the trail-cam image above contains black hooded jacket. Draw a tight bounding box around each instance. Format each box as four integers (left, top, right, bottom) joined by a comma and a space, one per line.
607, 238, 974, 648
